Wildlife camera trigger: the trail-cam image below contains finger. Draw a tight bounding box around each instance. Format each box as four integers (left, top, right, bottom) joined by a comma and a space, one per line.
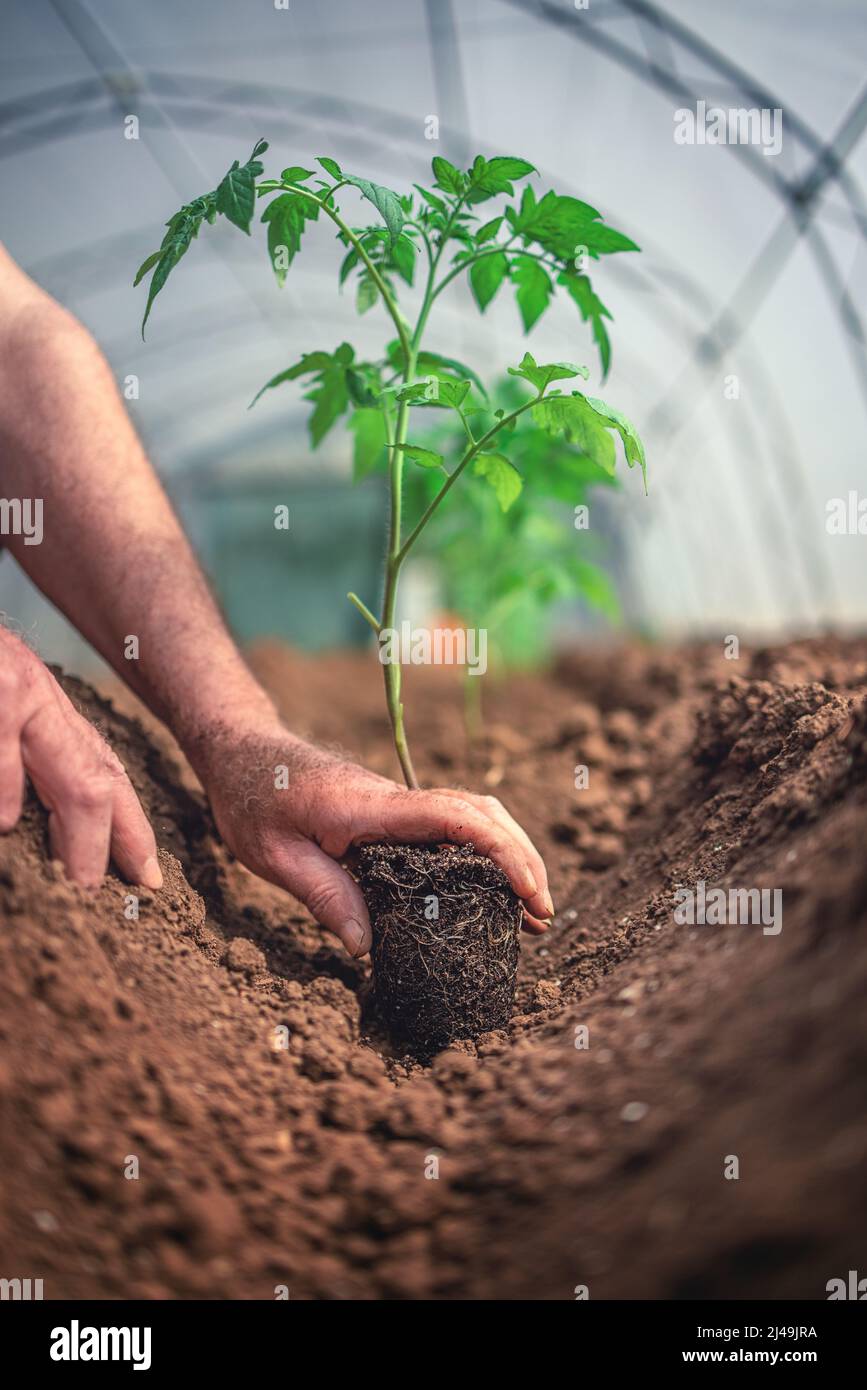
46, 689, 162, 888
0, 739, 25, 832
108, 773, 162, 889
21, 701, 112, 887
264, 837, 372, 958
522, 909, 550, 935
378, 791, 547, 917
436, 789, 554, 917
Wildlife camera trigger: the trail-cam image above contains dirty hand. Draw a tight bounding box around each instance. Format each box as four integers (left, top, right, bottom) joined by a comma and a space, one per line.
0, 629, 162, 888
191, 726, 554, 958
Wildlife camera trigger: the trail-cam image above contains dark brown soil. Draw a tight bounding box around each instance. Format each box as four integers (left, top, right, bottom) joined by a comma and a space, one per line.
1, 637, 866, 1300
359, 842, 521, 1051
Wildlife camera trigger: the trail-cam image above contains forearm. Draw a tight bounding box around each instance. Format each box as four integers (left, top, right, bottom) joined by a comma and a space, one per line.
0, 264, 280, 760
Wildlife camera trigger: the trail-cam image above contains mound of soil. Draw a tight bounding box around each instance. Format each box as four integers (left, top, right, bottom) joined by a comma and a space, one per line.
1, 638, 866, 1300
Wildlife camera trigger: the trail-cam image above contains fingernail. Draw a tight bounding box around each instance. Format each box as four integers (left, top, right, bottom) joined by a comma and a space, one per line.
544, 891, 555, 917
140, 855, 163, 890
345, 919, 369, 958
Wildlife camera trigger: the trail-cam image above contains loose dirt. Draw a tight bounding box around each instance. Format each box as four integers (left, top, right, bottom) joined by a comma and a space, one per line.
1, 637, 865, 1299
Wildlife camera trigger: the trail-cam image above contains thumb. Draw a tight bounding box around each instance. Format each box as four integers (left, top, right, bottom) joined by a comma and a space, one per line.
271, 838, 372, 958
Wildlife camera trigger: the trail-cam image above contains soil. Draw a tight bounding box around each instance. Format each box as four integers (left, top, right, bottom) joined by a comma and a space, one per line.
359, 842, 521, 1051
1, 636, 866, 1300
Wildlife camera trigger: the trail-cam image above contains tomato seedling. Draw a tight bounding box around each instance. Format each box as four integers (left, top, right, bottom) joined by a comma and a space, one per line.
135, 142, 646, 788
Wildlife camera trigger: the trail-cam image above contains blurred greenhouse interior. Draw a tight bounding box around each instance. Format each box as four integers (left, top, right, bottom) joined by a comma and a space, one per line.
2, 0, 866, 675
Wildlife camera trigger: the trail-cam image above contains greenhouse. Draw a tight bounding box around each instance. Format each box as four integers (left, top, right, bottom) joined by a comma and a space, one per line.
0, 0, 865, 1336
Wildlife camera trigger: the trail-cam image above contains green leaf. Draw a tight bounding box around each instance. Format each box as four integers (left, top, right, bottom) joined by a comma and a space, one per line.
389, 232, 417, 285
216, 160, 256, 233
508, 351, 588, 392
584, 396, 647, 491
469, 251, 509, 311
414, 184, 448, 216
531, 395, 617, 477
401, 444, 445, 469
465, 155, 536, 204
431, 156, 464, 195
356, 274, 379, 314
396, 377, 471, 410
387, 341, 488, 399
511, 256, 553, 332
281, 166, 314, 183
476, 215, 503, 244
349, 407, 388, 481
138, 192, 218, 335
473, 452, 523, 511
133, 250, 161, 287
518, 191, 639, 262
306, 364, 350, 446
343, 175, 404, 245
261, 192, 317, 284
317, 156, 343, 180
558, 272, 613, 380
248, 350, 336, 408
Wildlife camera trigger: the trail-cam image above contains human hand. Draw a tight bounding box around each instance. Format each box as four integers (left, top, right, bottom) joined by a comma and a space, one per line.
192, 724, 554, 957
0, 630, 162, 888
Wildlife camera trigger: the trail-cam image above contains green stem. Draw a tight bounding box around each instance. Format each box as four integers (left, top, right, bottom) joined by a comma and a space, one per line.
395, 394, 541, 567
380, 382, 418, 789
278, 183, 413, 364
347, 592, 380, 634
430, 240, 559, 303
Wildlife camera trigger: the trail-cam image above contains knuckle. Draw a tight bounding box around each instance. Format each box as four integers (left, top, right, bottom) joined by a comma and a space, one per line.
69, 774, 113, 813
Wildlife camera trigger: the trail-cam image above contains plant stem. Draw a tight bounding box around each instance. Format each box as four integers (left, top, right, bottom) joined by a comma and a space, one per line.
279, 183, 413, 364
381, 384, 419, 789
347, 591, 380, 634
395, 394, 541, 567
430, 241, 559, 303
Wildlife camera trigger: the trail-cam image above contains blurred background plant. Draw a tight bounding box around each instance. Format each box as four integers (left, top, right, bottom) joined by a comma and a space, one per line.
402, 373, 620, 674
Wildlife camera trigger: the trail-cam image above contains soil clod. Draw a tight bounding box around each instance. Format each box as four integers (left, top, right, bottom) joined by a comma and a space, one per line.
358, 842, 521, 1052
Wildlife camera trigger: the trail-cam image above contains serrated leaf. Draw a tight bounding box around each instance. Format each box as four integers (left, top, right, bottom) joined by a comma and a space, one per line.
281, 166, 314, 183
356, 274, 378, 314
473, 452, 523, 511
349, 407, 388, 481
317, 156, 343, 180
339, 247, 360, 286
531, 395, 617, 477
414, 184, 448, 216
508, 351, 588, 392
343, 175, 404, 245
133, 250, 161, 287
138, 191, 217, 335
469, 251, 508, 311
248, 350, 335, 408
511, 256, 552, 331
389, 232, 417, 285
465, 155, 536, 204
476, 215, 503, 244
520, 191, 638, 262
216, 160, 257, 233
261, 191, 317, 284
396, 377, 471, 410
558, 271, 613, 380
584, 396, 647, 491
306, 364, 350, 446
431, 156, 463, 195
402, 444, 445, 469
